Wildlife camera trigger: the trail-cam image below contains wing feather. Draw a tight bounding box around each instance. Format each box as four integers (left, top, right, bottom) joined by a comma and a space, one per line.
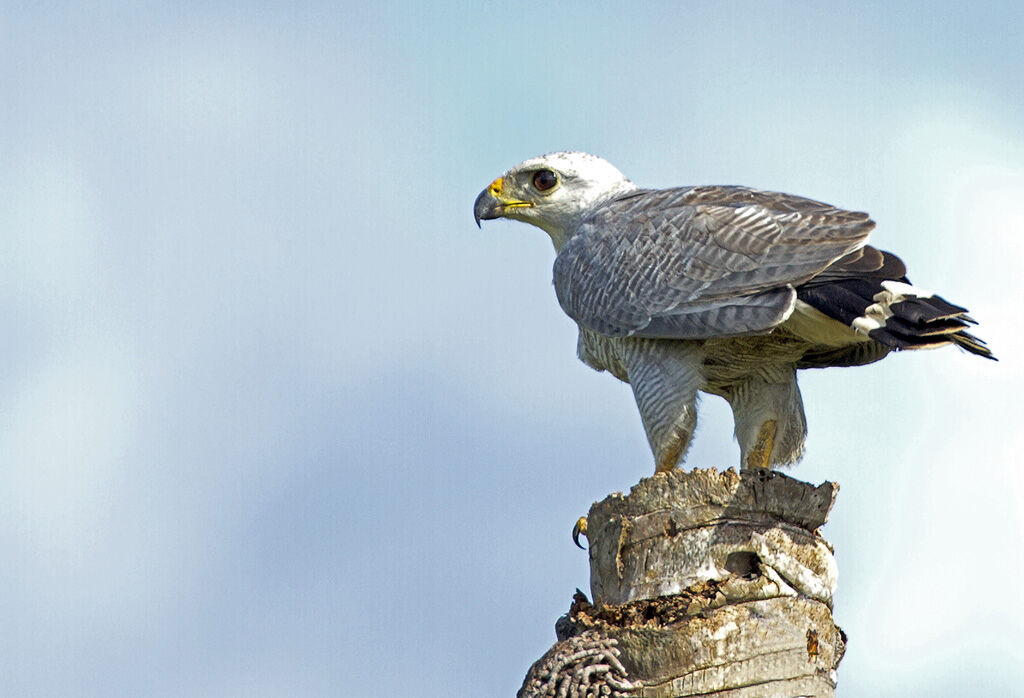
554, 186, 875, 339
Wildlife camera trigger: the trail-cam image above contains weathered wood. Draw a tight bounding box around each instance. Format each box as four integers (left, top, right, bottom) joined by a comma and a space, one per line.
519, 468, 845, 698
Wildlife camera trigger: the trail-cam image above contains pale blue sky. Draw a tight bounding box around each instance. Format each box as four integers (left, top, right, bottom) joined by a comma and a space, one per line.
1, 2, 1022, 696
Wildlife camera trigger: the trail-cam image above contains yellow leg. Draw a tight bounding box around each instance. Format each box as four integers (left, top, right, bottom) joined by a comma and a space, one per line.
745, 420, 777, 469
653, 433, 687, 473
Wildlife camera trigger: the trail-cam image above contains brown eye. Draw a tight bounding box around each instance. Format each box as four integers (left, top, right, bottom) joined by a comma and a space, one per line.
532, 169, 558, 192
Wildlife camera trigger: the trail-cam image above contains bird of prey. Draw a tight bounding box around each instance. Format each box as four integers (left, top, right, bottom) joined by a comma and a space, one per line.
474, 152, 994, 475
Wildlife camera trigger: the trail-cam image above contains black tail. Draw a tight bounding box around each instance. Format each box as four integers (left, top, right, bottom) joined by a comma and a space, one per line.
867, 292, 995, 359
797, 247, 996, 361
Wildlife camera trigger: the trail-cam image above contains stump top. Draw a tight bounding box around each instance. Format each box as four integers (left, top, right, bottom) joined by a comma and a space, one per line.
591, 467, 838, 532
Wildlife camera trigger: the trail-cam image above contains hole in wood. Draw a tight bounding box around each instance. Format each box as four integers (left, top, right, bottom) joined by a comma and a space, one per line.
724, 551, 761, 578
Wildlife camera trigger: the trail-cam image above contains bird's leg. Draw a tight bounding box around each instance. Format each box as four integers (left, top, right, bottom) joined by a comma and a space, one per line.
727, 369, 806, 469
745, 419, 778, 469
655, 439, 687, 474
622, 340, 704, 473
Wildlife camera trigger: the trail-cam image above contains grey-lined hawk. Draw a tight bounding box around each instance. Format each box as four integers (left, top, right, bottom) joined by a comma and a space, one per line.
474, 152, 994, 475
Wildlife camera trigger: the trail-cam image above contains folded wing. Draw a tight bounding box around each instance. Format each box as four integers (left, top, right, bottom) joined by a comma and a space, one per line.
554, 186, 875, 339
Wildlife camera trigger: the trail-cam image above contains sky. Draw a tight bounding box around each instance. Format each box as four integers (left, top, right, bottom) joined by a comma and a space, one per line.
1, 2, 1022, 696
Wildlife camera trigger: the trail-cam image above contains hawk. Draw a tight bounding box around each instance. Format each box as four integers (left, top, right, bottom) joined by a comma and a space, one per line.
474, 152, 994, 475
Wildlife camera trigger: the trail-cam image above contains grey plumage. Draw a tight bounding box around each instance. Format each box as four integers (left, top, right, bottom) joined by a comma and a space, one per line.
555, 186, 873, 340
474, 152, 994, 472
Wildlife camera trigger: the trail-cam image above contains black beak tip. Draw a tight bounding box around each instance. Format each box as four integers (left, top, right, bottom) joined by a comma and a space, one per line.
473, 187, 501, 228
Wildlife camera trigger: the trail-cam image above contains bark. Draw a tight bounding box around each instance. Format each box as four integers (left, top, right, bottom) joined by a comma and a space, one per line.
518, 468, 845, 698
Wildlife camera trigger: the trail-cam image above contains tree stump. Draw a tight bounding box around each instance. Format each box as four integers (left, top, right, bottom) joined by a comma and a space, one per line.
518, 468, 845, 698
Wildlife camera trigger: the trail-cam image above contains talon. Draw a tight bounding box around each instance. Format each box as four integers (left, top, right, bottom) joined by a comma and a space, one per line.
572, 516, 589, 549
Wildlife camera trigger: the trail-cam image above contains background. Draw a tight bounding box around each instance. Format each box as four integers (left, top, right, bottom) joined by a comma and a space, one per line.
2, 2, 1021, 696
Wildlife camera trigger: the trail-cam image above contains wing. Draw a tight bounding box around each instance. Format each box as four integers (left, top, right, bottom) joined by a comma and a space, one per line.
553, 186, 875, 339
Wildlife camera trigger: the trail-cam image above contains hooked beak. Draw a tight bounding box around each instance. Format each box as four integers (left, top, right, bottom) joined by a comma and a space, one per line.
473, 177, 534, 228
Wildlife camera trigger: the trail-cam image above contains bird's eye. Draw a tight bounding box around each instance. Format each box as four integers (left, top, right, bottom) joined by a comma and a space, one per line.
532, 169, 558, 192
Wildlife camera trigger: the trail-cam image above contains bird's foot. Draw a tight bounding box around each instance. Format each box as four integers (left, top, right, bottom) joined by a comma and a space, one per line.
744, 420, 777, 469
572, 516, 588, 550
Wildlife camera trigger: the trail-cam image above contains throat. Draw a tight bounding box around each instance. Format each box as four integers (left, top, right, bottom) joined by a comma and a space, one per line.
543, 222, 574, 252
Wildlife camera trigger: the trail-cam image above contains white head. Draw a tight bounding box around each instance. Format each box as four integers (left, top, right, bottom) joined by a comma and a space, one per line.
474, 152, 636, 250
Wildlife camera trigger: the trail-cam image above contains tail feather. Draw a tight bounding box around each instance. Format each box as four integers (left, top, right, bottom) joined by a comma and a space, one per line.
886, 294, 966, 324
861, 282, 995, 359
797, 253, 996, 361
881, 314, 970, 338
866, 327, 948, 351
951, 331, 995, 359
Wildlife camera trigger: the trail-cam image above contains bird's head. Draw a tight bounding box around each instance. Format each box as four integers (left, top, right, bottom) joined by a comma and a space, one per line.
474, 152, 636, 250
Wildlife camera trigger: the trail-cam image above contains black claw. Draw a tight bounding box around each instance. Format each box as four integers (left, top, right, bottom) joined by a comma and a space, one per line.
572, 516, 588, 550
